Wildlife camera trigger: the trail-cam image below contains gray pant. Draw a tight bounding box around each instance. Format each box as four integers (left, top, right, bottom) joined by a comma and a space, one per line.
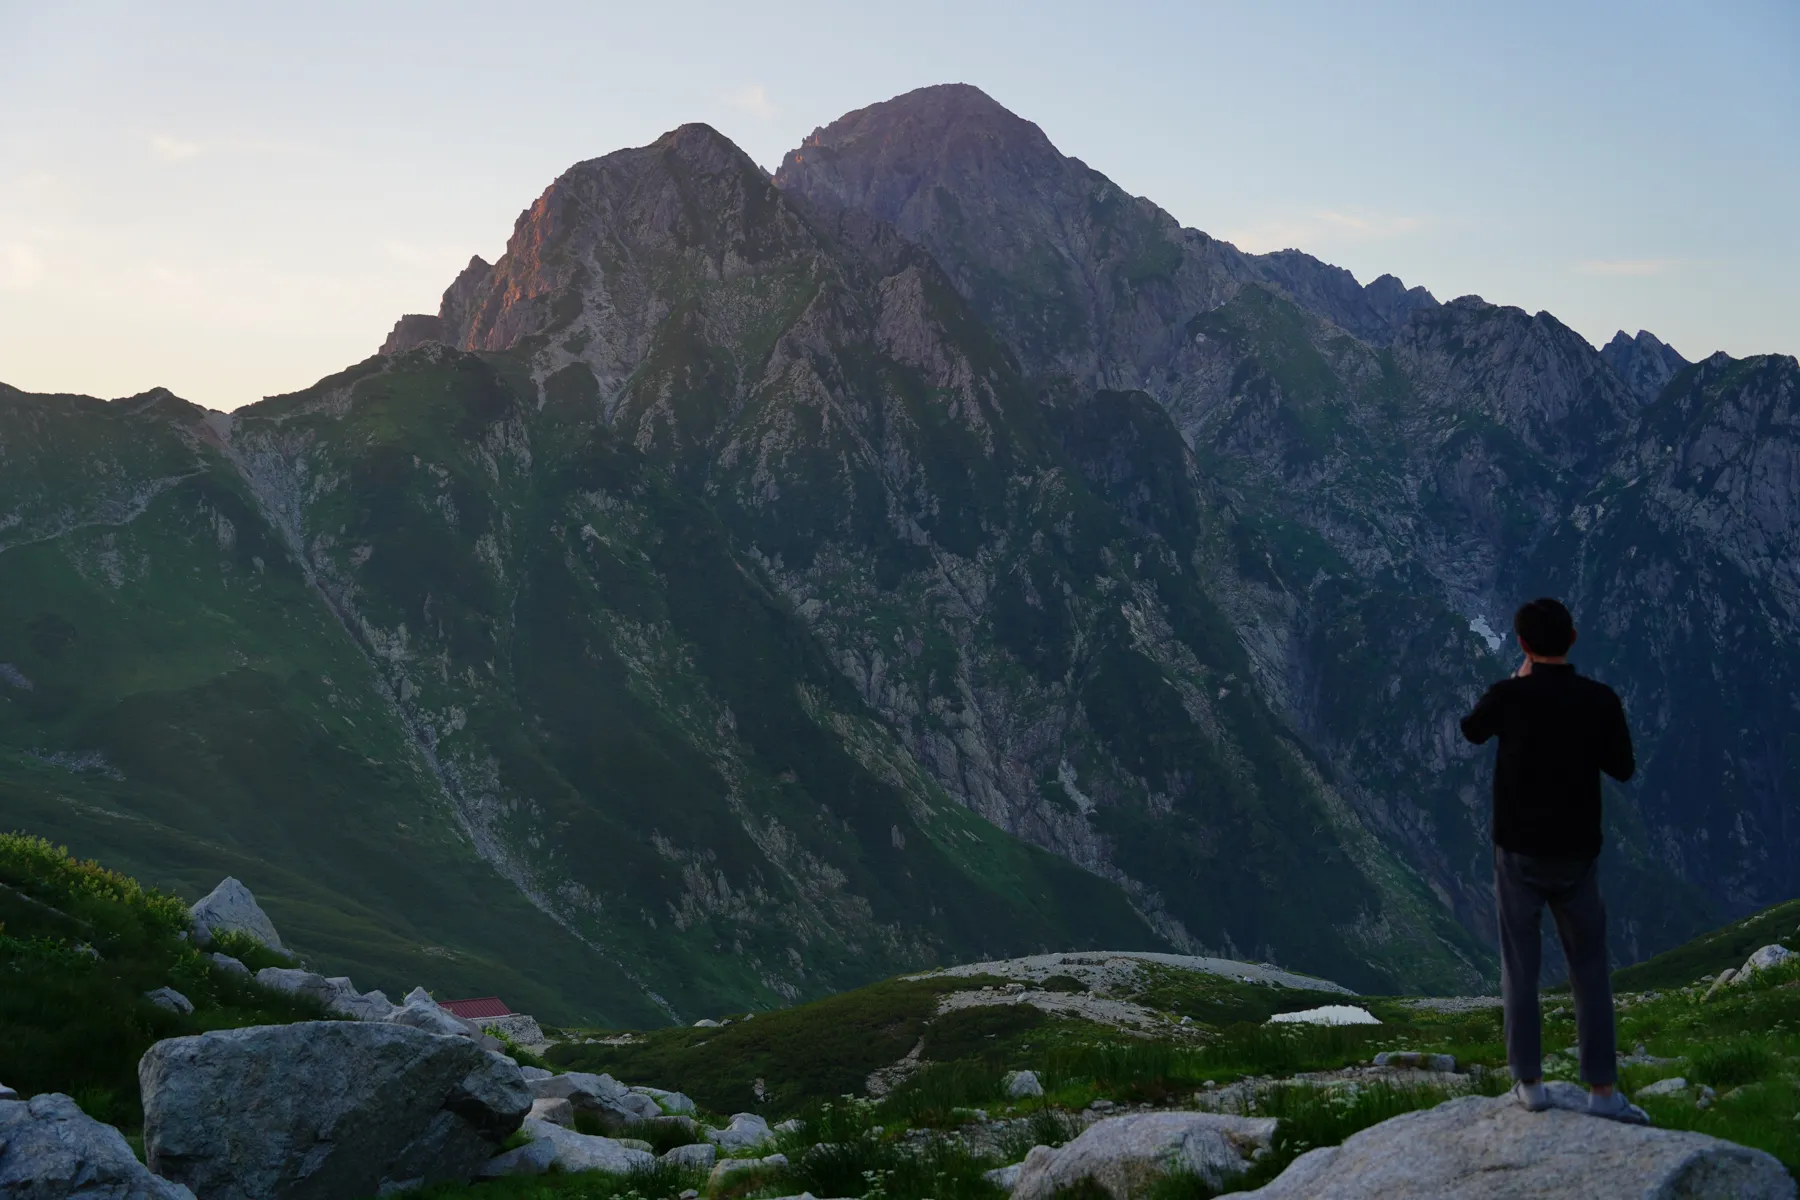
1494, 847, 1616, 1086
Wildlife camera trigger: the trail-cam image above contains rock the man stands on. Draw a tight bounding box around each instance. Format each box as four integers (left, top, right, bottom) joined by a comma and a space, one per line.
1460, 597, 1647, 1124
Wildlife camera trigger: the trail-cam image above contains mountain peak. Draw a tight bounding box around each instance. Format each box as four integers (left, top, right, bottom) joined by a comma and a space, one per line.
1600, 327, 1689, 404
377, 123, 818, 358
775, 83, 1064, 219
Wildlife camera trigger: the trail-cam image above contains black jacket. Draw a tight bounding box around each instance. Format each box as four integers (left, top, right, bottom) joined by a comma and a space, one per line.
1460, 663, 1635, 859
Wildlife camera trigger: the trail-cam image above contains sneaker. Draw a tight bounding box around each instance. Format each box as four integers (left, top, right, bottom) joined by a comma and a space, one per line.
1587, 1090, 1651, 1125
1512, 1080, 1551, 1112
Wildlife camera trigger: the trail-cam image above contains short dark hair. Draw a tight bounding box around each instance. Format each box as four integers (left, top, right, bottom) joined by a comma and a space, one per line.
1514, 597, 1575, 657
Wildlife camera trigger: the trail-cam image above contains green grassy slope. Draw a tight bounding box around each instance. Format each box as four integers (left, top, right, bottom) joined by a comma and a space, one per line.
227, 348, 1165, 1016
0, 391, 704, 1025
1613, 898, 1800, 993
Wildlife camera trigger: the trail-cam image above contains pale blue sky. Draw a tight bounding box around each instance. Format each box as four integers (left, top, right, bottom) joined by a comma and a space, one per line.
2, 0, 1794, 410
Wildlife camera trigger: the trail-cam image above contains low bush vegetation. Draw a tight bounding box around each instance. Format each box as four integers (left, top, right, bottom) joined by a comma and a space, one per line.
0, 832, 323, 1129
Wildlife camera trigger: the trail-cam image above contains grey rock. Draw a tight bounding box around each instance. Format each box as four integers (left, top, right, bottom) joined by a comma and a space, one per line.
1373, 1051, 1458, 1073
520, 1066, 553, 1082
985, 1161, 1027, 1192
253, 968, 396, 1022
661, 1142, 716, 1169
477, 1137, 559, 1178
327, 986, 394, 1021
253, 967, 336, 1008
479, 1119, 655, 1177
477, 1013, 546, 1046
139, 1019, 530, 1200
631, 1085, 697, 1114
208, 953, 250, 977
1638, 1077, 1689, 1098
0, 1082, 16, 1101
527, 1097, 573, 1127
529, 1070, 649, 1124
1004, 1069, 1044, 1099
692, 1018, 722, 1028
1733, 944, 1797, 983
144, 987, 193, 1016
1239, 1082, 1794, 1198
705, 1112, 775, 1152
385, 990, 482, 1039
709, 1153, 787, 1188
0, 1092, 195, 1200
1011, 1112, 1278, 1199
1704, 970, 1739, 1002
189, 878, 283, 953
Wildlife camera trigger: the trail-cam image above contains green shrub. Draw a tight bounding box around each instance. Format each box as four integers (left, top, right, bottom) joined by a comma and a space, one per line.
206, 929, 294, 973
549, 978, 948, 1115
883, 1061, 1007, 1125
0, 836, 325, 1129
922, 1003, 1047, 1061
636, 1117, 701, 1156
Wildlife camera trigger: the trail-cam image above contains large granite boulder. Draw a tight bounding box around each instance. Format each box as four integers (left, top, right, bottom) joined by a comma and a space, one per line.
478, 1119, 655, 1177
189, 878, 283, 953
139, 1020, 530, 1200
1241, 1082, 1795, 1198
1011, 1111, 1278, 1199
0, 1092, 195, 1200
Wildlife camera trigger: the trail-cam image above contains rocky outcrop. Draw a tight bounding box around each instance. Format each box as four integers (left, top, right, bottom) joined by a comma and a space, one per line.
1240, 1083, 1795, 1198
0, 1092, 195, 1200
189, 878, 283, 953
379, 314, 444, 356
139, 1021, 530, 1200
1010, 1111, 1278, 1199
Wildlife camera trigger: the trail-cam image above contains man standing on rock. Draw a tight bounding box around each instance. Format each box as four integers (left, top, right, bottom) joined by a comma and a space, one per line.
1461, 597, 1648, 1124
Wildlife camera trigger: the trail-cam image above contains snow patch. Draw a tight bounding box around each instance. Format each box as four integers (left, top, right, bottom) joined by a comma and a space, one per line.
1058, 761, 1095, 814
1467, 616, 1504, 653
1267, 1004, 1381, 1027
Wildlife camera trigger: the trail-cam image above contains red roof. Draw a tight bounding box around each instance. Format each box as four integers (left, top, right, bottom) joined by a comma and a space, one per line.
440, 996, 512, 1019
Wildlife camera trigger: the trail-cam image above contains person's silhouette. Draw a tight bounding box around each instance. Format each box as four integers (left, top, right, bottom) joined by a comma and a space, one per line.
1461, 597, 1646, 1123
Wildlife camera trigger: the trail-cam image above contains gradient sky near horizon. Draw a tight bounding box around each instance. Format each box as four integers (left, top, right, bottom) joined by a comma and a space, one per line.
2, 1, 1795, 411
